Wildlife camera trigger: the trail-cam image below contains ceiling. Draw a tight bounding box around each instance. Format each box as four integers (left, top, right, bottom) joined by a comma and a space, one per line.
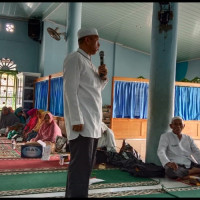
1, 2, 200, 62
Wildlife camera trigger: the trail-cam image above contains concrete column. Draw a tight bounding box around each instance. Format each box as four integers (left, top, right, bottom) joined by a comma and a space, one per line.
66, 2, 82, 55
145, 3, 179, 165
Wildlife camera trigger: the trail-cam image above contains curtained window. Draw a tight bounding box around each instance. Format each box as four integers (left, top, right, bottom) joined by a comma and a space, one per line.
113, 81, 149, 119
113, 81, 200, 121
34, 80, 48, 110
49, 77, 64, 117
174, 86, 200, 120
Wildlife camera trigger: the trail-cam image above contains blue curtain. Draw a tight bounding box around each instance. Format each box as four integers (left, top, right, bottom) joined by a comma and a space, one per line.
34, 78, 200, 120
49, 77, 64, 117
113, 81, 200, 120
174, 86, 200, 120
113, 81, 149, 118
34, 80, 48, 110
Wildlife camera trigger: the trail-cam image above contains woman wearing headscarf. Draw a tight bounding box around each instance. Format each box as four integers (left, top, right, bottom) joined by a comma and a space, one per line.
22, 108, 38, 140
26, 109, 45, 141
8, 107, 14, 113
6, 107, 28, 139
14, 107, 26, 124
0, 106, 20, 131
30, 111, 62, 143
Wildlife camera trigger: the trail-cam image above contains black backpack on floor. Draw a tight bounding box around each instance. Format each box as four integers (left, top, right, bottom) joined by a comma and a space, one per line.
96, 147, 109, 164
107, 141, 165, 178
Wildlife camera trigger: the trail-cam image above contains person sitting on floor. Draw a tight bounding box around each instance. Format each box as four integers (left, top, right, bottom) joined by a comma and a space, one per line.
157, 116, 200, 180
97, 121, 117, 152
30, 111, 62, 143
7, 108, 37, 140
6, 107, 29, 139
14, 107, 27, 124
26, 109, 45, 141
8, 107, 14, 113
0, 106, 20, 135
22, 108, 38, 141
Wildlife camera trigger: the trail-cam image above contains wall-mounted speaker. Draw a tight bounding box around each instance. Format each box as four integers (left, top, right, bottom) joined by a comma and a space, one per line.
28, 19, 42, 42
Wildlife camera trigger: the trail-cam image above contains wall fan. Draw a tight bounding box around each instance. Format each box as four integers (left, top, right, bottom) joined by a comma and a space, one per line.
47, 27, 66, 41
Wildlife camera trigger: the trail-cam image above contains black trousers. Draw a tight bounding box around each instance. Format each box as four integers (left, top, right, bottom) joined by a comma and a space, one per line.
65, 135, 98, 198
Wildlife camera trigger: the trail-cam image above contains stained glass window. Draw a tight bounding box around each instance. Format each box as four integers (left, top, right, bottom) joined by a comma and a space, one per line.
0, 58, 18, 110
0, 58, 17, 71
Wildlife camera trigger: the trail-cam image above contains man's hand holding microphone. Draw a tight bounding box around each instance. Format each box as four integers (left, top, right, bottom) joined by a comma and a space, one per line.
98, 51, 108, 80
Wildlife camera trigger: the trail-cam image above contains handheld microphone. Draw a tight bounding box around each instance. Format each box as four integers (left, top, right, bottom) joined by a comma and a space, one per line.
99, 51, 104, 77
99, 51, 104, 65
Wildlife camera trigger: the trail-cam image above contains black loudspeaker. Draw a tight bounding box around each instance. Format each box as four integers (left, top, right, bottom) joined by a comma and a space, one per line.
28, 19, 41, 41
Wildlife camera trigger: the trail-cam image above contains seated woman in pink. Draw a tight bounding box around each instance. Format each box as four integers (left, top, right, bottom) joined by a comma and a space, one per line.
30, 111, 62, 143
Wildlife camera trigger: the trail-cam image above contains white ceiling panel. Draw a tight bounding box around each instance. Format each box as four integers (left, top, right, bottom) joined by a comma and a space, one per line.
1, 2, 200, 62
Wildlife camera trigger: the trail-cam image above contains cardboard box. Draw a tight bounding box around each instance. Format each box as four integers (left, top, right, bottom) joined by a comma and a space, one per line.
21, 144, 43, 158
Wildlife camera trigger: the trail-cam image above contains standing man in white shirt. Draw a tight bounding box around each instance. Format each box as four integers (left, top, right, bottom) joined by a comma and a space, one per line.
63, 27, 108, 198
157, 116, 200, 179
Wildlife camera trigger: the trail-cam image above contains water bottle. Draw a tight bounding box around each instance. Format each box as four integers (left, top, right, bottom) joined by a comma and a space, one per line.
11, 139, 16, 149
59, 155, 64, 165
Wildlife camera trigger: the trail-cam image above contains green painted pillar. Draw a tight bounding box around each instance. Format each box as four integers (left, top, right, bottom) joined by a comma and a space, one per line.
145, 2, 179, 165
66, 2, 82, 55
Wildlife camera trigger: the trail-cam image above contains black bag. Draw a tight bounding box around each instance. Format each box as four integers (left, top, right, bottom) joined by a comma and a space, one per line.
108, 140, 165, 178
119, 139, 141, 160
106, 141, 142, 167
95, 147, 108, 164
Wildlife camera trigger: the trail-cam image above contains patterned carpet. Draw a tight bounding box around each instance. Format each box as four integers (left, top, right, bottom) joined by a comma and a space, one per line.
1, 170, 200, 198
89, 169, 160, 189
0, 157, 68, 173
0, 169, 160, 196
0, 136, 20, 159
0, 136, 12, 144
0, 143, 21, 159
0, 137, 68, 173
90, 186, 200, 198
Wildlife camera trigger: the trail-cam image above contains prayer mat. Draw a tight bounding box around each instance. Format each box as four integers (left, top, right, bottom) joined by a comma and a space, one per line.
0, 169, 160, 196
91, 188, 172, 198
0, 154, 68, 173
89, 168, 160, 189
91, 186, 200, 198
0, 136, 12, 144
0, 141, 68, 172
0, 143, 21, 159
163, 186, 200, 198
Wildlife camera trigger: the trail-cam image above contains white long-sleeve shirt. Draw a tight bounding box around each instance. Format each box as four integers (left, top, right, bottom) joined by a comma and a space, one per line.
63, 48, 108, 140
97, 122, 116, 151
157, 131, 200, 168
